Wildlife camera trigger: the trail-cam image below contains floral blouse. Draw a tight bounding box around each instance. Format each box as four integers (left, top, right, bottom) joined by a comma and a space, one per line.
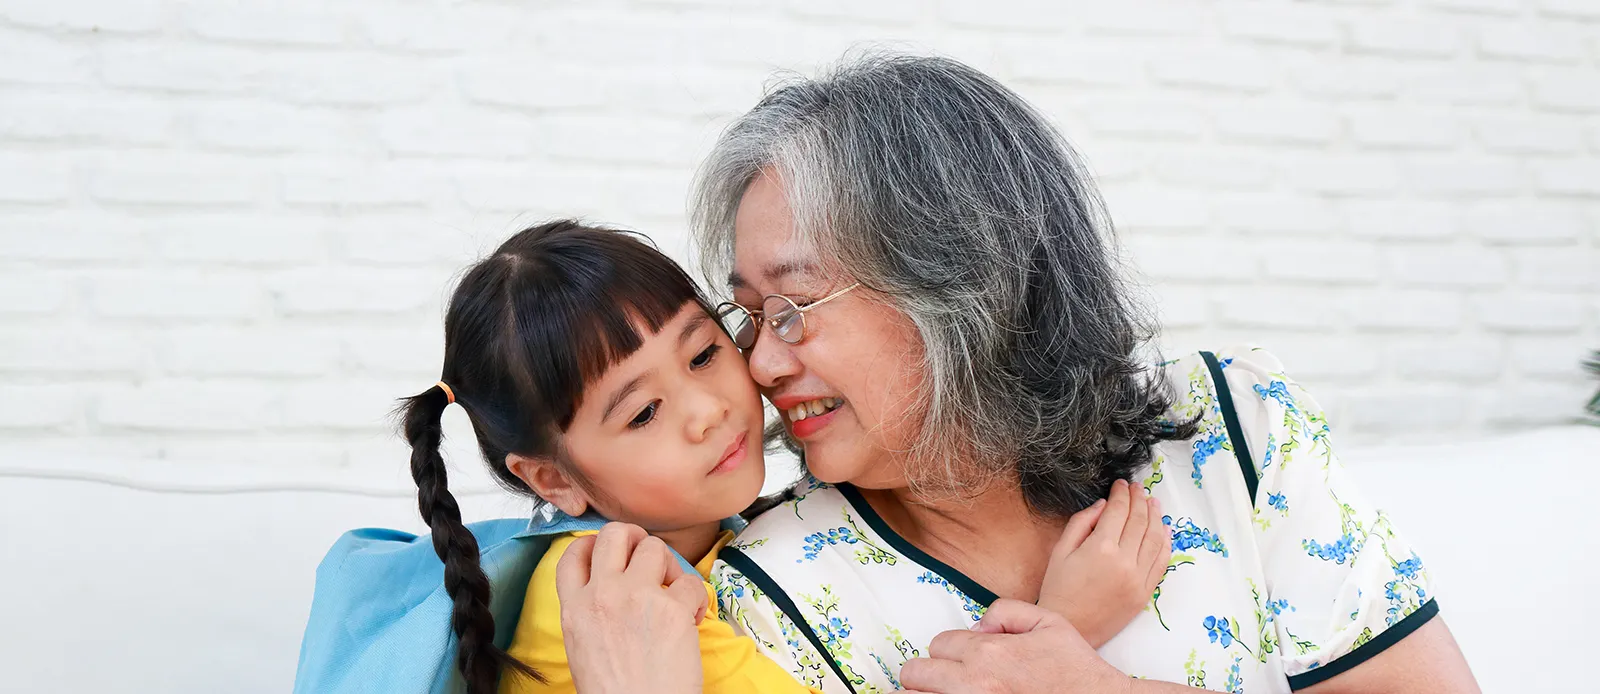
709, 347, 1439, 693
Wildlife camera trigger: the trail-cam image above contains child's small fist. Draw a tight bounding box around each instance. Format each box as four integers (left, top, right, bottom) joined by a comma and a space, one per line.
1035, 479, 1172, 649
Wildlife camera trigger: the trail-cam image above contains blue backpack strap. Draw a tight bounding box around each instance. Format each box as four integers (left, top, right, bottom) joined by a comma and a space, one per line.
293, 518, 544, 694
1200, 350, 1259, 505
294, 512, 718, 694
523, 511, 700, 575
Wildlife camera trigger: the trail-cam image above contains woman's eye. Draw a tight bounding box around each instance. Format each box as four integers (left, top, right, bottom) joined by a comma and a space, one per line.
628, 402, 658, 429
691, 344, 721, 369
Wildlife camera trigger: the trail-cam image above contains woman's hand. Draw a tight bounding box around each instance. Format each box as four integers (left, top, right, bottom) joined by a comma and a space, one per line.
554, 523, 707, 694
900, 598, 1135, 694
1036, 479, 1171, 648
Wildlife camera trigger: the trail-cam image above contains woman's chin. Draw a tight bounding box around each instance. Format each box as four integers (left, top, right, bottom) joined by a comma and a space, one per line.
799, 445, 868, 486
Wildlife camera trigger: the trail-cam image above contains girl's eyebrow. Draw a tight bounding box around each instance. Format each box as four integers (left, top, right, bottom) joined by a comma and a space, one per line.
678, 312, 711, 347
601, 372, 650, 425
600, 314, 713, 423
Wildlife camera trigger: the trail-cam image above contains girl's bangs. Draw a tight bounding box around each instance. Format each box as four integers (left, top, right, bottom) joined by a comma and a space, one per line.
506, 232, 706, 429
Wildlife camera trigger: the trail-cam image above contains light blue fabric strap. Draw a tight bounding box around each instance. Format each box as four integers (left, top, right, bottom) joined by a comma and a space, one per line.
521, 511, 701, 575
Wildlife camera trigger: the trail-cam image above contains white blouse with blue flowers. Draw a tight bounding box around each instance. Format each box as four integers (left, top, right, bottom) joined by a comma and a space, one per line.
710, 347, 1438, 693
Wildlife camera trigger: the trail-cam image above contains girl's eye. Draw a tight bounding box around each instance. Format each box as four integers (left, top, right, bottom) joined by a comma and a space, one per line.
691, 344, 721, 369
628, 402, 658, 429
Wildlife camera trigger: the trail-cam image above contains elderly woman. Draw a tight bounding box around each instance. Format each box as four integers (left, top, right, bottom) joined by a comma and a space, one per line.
558, 54, 1478, 693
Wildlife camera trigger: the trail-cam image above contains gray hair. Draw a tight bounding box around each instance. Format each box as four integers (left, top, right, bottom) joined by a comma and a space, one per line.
691, 53, 1194, 517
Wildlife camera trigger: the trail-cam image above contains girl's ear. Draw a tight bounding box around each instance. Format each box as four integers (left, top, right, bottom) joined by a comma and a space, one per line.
506, 453, 589, 517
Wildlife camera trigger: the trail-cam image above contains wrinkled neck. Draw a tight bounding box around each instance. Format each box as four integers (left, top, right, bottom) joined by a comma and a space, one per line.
854, 482, 1065, 602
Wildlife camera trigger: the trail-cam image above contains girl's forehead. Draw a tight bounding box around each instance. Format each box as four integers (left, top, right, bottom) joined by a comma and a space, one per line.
577, 303, 712, 422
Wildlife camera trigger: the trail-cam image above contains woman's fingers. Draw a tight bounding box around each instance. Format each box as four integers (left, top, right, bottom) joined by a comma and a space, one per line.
1091, 479, 1130, 542
592, 522, 648, 575
1054, 498, 1106, 556
972, 598, 1055, 635
665, 572, 709, 624
658, 541, 689, 587
556, 533, 597, 594
926, 627, 981, 661
1119, 481, 1150, 548
624, 535, 669, 582
899, 656, 974, 692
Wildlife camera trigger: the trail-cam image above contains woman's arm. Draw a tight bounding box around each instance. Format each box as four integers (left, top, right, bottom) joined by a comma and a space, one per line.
1297, 617, 1478, 694
554, 524, 706, 694
901, 600, 1477, 694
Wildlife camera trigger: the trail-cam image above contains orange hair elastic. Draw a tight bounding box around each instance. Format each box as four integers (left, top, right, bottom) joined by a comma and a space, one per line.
436, 381, 456, 405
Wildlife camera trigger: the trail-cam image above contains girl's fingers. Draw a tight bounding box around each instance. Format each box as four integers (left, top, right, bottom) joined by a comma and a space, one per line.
1055, 499, 1107, 556
592, 522, 648, 575
1149, 535, 1173, 591
1136, 496, 1168, 569
1119, 481, 1150, 548
556, 533, 597, 595
1091, 479, 1130, 542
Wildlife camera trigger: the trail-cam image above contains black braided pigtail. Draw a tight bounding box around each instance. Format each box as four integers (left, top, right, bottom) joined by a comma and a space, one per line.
401, 386, 542, 693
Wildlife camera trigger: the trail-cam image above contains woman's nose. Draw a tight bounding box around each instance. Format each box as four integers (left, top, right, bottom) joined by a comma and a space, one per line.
745, 331, 801, 389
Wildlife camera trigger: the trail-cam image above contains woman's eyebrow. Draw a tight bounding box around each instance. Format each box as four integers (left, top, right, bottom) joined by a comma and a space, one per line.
728, 260, 817, 288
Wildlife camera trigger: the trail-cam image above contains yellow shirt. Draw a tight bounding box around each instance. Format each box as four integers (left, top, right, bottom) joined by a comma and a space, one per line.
500, 530, 821, 694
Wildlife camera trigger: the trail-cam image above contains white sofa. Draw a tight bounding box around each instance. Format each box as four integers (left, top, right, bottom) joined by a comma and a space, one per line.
4, 426, 1595, 693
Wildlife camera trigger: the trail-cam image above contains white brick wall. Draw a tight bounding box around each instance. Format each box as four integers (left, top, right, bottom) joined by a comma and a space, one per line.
1, 0, 1596, 481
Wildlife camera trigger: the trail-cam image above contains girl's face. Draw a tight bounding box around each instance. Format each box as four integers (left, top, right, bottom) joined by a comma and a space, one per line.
728, 171, 927, 490
522, 302, 767, 532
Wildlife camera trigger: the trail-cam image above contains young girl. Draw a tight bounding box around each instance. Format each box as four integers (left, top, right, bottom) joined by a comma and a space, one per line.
398, 220, 1171, 694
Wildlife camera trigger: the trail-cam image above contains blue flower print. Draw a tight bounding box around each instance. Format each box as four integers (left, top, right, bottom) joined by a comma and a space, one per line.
1265, 598, 1292, 621
1303, 532, 1357, 564
1253, 381, 1294, 411
797, 508, 898, 565
1267, 492, 1289, 513
1393, 553, 1424, 580
1203, 616, 1253, 655
917, 572, 986, 622
1190, 430, 1228, 488
1165, 515, 1229, 556
800, 527, 861, 562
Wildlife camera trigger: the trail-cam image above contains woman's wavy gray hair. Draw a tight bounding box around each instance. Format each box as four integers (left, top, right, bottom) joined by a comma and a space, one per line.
691, 52, 1195, 517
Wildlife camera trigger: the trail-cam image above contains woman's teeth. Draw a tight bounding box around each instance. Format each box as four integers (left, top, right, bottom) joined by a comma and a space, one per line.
788, 398, 843, 421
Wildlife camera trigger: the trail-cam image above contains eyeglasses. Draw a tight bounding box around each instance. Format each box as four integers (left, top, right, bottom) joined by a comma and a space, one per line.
715, 283, 860, 350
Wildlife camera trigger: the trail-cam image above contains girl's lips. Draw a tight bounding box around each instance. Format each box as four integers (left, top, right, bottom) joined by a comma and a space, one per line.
788, 403, 843, 439
709, 432, 748, 475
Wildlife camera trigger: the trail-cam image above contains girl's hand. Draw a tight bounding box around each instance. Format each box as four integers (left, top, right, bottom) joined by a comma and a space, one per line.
900, 599, 1134, 694
1035, 479, 1171, 648
554, 523, 707, 694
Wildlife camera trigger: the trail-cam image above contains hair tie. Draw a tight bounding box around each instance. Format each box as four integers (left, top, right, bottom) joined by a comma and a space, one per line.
436, 381, 456, 405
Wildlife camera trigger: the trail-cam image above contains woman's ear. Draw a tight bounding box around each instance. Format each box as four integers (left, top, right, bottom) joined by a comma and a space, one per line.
506, 453, 589, 517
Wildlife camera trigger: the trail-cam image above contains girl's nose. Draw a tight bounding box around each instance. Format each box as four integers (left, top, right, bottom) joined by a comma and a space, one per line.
684, 381, 731, 443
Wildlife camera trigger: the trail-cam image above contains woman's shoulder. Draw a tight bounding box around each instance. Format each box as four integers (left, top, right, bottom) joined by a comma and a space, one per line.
1156, 344, 1293, 407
